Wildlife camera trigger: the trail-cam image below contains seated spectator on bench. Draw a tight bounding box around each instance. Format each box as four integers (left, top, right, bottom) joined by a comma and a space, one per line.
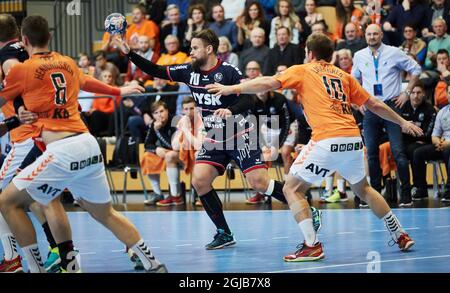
411, 83, 450, 202
94, 50, 122, 86
125, 77, 179, 140
401, 82, 436, 199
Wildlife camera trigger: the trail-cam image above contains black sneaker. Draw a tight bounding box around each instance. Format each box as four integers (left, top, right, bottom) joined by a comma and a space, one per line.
441, 190, 450, 202
412, 188, 428, 201
205, 229, 236, 250
399, 192, 413, 207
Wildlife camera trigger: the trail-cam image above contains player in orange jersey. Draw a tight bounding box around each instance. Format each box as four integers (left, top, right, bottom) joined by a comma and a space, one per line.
0, 16, 167, 273
207, 33, 422, 262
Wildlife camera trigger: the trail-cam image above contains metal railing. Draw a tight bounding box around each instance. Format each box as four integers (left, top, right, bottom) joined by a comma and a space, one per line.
78, 91, 192, 138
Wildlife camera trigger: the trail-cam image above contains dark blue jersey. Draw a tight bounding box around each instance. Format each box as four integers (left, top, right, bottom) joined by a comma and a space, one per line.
0, 40, 29, 66
167, 60, 254, 142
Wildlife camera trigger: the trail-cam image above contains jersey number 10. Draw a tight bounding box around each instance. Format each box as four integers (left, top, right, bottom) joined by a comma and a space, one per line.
322, 76, 347, 102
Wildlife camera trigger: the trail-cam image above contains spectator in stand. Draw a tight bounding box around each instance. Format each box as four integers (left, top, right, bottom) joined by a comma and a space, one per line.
217, 36, 239, 67
189, 0, 221, 21
422, 48, 450, 89
433, 49, 450, 109
412, 83, 450, 202
184, 4, 208, 48
400, 81, 436, 200
239, 27, 270, 71
77, 52, 96, 112
382, 0, 428, 47
78, 52, 95, 76
334, 0, 367, 42
126, 4, 161, 54
84, 69, 121, 137
160, 4, 188, 53
236, 1, 271, 48
364, 0, 382, 26
124, 35, 159, 88
157, 35, 190, 69
140, 0, 167, 25
423, 0, 450, 39
336, 22, 367, 55
167, 0, 190, 20
209, 4, 238, 51
311, 20, 337, 42
269, 0, 303, 48
424, 18, 450, 69
399, 23, 427, 65
300, 0, 323, 38
101, 28, 128, 72
263, 26, 303, 75
93, 50, 122, 86
335, 48, 353, 73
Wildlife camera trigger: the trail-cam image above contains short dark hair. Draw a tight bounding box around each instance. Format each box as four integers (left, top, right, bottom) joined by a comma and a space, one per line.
192, 29, 219, 54
403, 23, 417, 31
0, 14, 19, 42
133, 4, 147, 15
182, 96, 195, 106
413, 80, 425, 91
306, 33, 334, 62
189, 4, 206, 18
437, 48, 449, 57
94, 50, 107, 60
151, 100, 168, 113
276, 26, 291, 36
21, 16, 50, 47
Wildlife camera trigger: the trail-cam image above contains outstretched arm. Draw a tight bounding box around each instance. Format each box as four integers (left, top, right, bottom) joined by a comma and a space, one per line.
206, 76, 281, 96
364, 96, 423, 137
111, 34, 170, 80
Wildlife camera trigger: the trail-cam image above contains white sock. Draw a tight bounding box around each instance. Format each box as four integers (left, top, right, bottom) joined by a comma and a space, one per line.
298, 218, 318, 246
325, 176, 333, 191
167, 167, 180, 196
0, 213, 19, 260
148, 174, 161, 195
264, 179, 275, 195
131, 239, 161, 271
382, 211, 405, 240
337, 179, 346, 193
23, 244, 46, 273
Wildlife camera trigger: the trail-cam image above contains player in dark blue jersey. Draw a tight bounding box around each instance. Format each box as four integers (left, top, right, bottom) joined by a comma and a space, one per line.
113, 29, 320, 249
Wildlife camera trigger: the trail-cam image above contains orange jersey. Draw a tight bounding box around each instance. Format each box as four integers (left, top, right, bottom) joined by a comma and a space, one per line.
1, 52, 89, 134
92, 93, 121, 114
275, 61, 370, 141
125, 20, 160, 53
1, 101, 39, 143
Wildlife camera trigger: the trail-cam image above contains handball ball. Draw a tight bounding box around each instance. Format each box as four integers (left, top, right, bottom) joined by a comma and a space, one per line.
105, 13, 127, 35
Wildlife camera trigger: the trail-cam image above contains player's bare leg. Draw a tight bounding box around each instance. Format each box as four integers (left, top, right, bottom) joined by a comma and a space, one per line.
350, 177, 415, 251
281, 145, 294, 176
192, 163, 236, 249
0, 184, 46, 272
282, 174, 325, 262
156, 150, 184, 206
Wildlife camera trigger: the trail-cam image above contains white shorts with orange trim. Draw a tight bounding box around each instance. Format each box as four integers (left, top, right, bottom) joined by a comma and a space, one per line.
290, 136, 366, 185
12, 133, 110, 206
0, 138, 34, 191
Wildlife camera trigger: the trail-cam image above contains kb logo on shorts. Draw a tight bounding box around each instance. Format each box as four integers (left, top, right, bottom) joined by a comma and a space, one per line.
330, 142, 363, 152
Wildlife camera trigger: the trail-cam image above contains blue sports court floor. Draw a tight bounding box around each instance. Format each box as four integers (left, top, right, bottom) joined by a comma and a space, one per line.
2, 207, 449, 273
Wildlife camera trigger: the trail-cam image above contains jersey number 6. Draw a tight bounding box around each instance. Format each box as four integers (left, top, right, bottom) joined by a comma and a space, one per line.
51, 72, 67, 106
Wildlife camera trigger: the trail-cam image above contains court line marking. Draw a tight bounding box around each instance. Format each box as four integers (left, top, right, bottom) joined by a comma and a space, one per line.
175, 244, 193, 247
369, 229, 385, 233
239, 239, 257, 242
80, 252, 96, 255
111, 249, 123, 253
267, 254, 450, 273
336, 232, 355, 235
272, 236, 289, 239
435, 225, 450, 228
404, 227, 420, 230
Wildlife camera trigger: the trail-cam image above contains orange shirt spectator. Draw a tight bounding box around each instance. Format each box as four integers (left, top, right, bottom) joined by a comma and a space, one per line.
126, 5, 160, 53
335, 0, 365, 41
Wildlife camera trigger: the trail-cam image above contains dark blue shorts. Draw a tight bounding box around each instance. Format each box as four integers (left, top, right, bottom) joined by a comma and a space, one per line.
195, 144, 267, 175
